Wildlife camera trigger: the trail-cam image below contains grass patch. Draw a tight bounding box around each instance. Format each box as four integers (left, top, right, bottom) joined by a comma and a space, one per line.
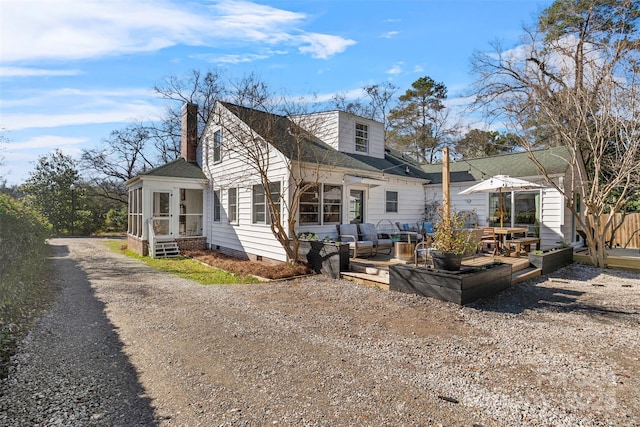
102, 240, 260, 285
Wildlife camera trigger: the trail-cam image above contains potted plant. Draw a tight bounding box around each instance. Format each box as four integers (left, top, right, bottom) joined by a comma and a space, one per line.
431, 211, 478, 271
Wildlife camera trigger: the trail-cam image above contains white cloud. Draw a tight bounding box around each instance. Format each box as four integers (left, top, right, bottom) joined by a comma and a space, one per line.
193, 49, 288, 64
381, 31, 399, 39
386, 63, 403, 75
297, 33, 357, 59
0, 67, 83, 78
1, 102, 164, 131
0, 0, 355, 63
8, 135, 87, 151
202, 53, 270, 64
0, 87, 157, 116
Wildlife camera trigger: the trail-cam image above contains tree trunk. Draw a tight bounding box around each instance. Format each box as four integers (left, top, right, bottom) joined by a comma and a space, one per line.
585, 215, 606, 268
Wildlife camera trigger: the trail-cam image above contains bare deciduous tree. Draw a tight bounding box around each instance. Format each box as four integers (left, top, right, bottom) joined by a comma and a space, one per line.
330, 82, 398, 131
471, 0, 640, 267
81, 124, 156, 204
153, 68, 226, 149
208, 76, 333, 262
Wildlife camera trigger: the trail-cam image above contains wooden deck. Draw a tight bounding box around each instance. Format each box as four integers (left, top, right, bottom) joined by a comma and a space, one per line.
573, 248, 640, 271
341, 253, 538, 290
342, 247, 640, 290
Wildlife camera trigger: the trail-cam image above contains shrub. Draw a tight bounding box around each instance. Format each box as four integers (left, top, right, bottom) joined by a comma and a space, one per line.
0, 194, 53, 376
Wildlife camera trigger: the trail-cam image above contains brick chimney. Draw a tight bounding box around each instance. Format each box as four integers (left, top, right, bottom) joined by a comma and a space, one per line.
181, 102, 198, 162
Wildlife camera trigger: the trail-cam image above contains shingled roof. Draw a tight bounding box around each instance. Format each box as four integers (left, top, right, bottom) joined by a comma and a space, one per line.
138, 158, 207, 180
220, 102, 431, 181
421, 146, 572, 184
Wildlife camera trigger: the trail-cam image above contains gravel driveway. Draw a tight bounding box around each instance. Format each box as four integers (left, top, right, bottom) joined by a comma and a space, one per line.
1, 237, 639, 426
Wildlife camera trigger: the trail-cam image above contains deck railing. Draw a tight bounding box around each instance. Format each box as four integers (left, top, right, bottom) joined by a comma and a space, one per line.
147, 219, 156, 258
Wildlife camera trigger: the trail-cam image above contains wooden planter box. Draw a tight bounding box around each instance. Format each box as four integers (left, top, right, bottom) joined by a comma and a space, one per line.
389, 262, 512, 305
295, 240, 349, 279
528, 246, 574, 275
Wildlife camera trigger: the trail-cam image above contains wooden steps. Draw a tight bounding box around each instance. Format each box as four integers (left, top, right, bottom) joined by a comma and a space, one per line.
341, 260, 391, 289
512, 266, 542, 284
154, 240, 180, 258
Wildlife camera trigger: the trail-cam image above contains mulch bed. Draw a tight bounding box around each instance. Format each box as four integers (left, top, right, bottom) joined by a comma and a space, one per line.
183, 249, 312, 280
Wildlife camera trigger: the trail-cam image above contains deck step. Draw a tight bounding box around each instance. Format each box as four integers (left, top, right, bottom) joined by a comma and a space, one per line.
155, 241, 180, 258
512, 266, 541, 284
340, 271, 389, 290
350, 261, 390, 278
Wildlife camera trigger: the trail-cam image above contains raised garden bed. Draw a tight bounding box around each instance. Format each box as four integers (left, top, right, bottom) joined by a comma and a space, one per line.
389, 262, 512, 305
528, 246, 574, 275
295, 240, 349, 279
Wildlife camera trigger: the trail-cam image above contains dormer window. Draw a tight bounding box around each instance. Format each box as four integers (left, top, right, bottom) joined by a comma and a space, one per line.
355, 123, 368, 153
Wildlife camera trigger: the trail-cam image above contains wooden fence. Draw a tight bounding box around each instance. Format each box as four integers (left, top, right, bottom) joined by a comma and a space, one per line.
599, 213, 640, 249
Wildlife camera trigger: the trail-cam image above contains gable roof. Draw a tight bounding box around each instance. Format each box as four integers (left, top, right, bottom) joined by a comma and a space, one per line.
421, 146, 573, 184
219, 102, 431, 181
138, 158, 207, 180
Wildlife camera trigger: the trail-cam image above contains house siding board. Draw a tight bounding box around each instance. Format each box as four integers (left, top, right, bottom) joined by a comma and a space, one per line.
298, 111, 385, 159
366, 180, 425, 223
297, 111, 340, 151
201, 106, 290, 262
540, 186, 565, 248
337, 113, 385, 158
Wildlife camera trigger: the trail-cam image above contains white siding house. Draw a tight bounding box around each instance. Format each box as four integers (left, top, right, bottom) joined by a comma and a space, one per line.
125, 101, 584, 260
198, 102, 432, 262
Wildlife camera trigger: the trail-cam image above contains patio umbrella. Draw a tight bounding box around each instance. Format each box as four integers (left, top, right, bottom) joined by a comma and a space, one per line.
458, 175, 544, 227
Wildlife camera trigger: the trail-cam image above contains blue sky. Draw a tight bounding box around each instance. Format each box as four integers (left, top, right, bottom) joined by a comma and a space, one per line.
0, 0, 551, 186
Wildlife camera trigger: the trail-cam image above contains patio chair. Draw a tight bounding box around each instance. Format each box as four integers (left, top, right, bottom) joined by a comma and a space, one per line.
418, 221, 435, 238
395, 222, 422, 243
359, 223, 393, 256
375, 219, 396, 239
414, 240, 434, 267
338, 223, 374, 259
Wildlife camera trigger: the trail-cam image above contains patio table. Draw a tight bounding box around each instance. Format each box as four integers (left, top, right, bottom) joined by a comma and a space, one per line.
492, 227, 528, 252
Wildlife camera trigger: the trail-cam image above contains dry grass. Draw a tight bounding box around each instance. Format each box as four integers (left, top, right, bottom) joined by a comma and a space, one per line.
183, 249, 312, 280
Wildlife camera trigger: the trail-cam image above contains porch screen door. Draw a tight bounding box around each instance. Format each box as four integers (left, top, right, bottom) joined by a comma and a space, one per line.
348, 190, 364, 224
152, 192, 171, 236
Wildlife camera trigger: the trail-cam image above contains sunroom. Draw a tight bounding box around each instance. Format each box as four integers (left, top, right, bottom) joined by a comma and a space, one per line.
125, 158, 208, 257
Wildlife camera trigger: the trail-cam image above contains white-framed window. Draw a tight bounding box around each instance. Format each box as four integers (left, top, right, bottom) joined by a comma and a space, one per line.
228, 187, 238, 224
355, 122, 368, 153
299, 184, 319, 224
213, 190, 221, 222
386, 191, 398, 213
298, 183, 343, 225
127, 188, 143, 237
213, 130, 222, 163
323, 184, 342, 224
253, 182, 281, 224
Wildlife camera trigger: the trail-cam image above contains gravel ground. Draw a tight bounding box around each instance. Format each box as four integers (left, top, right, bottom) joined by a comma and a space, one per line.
1, 237, 639, 426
